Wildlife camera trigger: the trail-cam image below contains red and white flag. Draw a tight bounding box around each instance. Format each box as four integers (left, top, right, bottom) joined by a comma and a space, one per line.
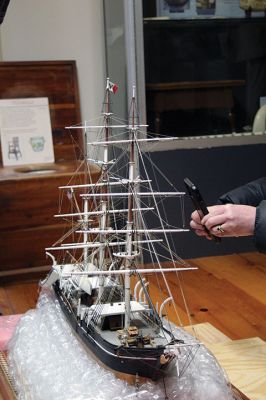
108, 80, 118, 94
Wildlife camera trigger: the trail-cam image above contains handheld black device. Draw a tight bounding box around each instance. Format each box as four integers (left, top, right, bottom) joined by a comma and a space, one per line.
184, 177, 221, 243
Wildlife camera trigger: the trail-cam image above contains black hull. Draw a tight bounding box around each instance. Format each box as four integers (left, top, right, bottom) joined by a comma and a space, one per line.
53, 282, 172, 381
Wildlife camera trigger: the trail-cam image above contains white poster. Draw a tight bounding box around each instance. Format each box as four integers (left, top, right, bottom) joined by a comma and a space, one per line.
0, 97, 54, 166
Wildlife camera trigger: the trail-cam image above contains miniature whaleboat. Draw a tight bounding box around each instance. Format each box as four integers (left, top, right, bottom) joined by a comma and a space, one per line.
41, 79, 199, 381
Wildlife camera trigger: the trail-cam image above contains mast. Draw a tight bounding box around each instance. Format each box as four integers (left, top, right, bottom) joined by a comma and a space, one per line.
124, 86, 137, 329
83, 124, 89, 266
98, 78, 111, 299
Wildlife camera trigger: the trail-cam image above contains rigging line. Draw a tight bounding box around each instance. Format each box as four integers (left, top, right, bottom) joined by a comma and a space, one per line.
71, 187, 82, 217
68, 115, 105, 127
108, 149, 130, 176
68, 129, 83, 162
143, 149, 186, 248
135, 272, 171, 338
132, 214, 189, 266
137, 245, 188, 264
105, 170, 125, 255
136, 217, 184, 232
144, 225, 194, 327
142, 150, 181, 193
144, 151, 181, 253
57, 163, 88, 216
135, 135, 192, 326
52, 221, 83, 247
65, 251, 80, 265
150, 240, 190, 267
179, 345, 201, 378
130, 191, 183, 326
138, 140, 190, 251
154, 237, 190, 266
58, 183, 65, 214
136, 193, 182, 223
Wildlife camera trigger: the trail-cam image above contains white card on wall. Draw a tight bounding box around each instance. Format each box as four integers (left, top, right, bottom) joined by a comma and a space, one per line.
0, 97, 55, 166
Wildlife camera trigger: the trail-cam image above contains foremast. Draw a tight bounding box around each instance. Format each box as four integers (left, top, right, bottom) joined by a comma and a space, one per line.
98, 78, 112, 299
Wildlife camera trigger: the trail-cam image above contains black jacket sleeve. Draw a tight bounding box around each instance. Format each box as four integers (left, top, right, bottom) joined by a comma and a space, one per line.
254, 200, 266, 253
218, 177, 266, 207
218, 177, 266, 253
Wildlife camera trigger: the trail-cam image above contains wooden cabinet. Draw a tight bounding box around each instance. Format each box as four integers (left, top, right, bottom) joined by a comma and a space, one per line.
0, 61, 99, 280
0, 60, 82, 163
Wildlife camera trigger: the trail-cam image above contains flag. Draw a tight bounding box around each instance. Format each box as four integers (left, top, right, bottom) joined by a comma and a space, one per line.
108, 80, 118, 94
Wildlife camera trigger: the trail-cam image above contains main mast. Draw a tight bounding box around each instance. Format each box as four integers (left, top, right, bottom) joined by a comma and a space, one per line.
124, 87, 137, 329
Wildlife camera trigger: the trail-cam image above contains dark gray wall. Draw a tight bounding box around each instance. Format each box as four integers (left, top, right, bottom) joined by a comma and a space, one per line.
144, 143, 266, 259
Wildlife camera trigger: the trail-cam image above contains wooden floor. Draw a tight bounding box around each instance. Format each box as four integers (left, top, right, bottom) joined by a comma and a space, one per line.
1, 251, 266, 341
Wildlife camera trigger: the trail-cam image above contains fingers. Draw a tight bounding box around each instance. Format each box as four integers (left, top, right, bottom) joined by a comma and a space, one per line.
190, 219, 204, 231
190, 203, 256, 239
200, 205, 228, 233
191, 209, 202, 224
190, 218, 212, 240
202, 215, 225, 233
190, 205, 226, 240
201, 205, 225, 225
210, 224, 226, 237
195, 229, 213, 240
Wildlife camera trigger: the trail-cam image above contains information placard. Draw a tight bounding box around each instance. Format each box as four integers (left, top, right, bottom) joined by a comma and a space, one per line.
0, 97, 54, 166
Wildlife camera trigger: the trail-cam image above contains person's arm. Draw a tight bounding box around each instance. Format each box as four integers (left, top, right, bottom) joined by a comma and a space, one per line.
218, 177, 266, 252
190, 177, 266, 253
218, 177, 266, 206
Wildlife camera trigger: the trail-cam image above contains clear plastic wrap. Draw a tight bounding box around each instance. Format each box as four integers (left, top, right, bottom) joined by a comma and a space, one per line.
8, 289, 239, 400
0, 314, 21, 351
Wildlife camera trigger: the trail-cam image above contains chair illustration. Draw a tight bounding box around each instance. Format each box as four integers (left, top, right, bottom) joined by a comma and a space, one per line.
8, 137, 22, 160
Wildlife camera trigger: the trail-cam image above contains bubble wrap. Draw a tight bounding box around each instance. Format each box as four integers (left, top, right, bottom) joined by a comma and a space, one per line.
8, 289, 239, 400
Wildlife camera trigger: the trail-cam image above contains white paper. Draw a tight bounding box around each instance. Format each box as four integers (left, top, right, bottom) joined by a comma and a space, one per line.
0, 97, 55, 166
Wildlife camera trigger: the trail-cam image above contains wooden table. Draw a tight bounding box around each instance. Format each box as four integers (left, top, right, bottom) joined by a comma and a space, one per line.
146, 80, 245, 134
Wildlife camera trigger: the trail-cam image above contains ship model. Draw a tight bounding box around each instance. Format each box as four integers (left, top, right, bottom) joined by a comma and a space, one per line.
41, 78, 200, 382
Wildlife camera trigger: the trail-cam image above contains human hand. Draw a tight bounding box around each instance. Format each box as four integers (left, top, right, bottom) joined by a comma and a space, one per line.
190, 204, 256, 239
190, 209, 213, 240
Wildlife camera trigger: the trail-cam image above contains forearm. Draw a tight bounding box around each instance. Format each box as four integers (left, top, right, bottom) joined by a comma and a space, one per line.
219, 178, 266, 252
190, 177, 266, 253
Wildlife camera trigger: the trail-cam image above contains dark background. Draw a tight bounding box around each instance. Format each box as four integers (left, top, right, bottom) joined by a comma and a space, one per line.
142, 143, 266, 259
139, 2, 266, 260
143, 14, 266, 136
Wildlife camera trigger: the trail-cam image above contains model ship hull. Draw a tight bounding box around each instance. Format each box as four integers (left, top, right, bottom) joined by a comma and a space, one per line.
53, 282, 174, 381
